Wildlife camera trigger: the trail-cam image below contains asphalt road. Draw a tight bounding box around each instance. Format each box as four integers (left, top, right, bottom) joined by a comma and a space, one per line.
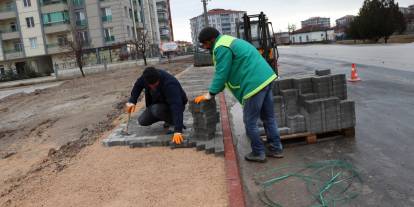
228, 45, 414, 206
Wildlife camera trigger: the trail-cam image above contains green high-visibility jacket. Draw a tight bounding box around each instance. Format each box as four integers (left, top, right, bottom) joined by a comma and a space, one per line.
209, 35, 277, 104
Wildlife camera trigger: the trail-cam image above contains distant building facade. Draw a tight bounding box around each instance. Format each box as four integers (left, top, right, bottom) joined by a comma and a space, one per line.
175, 40, 193, 55
404, 4, 414, 34
301, 17, 330, 29
0, 0, 161, 77
334, 15, 355, 40
190, 8, 245, 44
274, 32, 290, 45
156, 0, 173, 42
290, 26, 335, 44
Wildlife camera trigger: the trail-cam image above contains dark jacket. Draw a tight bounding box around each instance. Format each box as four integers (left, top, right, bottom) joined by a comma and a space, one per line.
128, 69, 188, 132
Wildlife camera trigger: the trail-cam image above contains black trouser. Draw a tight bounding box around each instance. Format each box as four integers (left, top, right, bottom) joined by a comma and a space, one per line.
138, 104, 173, 126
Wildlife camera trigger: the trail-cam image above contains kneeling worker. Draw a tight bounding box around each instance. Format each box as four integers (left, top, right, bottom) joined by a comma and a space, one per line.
126, 67, 188, 144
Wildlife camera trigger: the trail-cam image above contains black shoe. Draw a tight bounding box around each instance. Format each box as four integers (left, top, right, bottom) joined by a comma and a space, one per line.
163, 122, 170, 129
244, 152, 267, 163
266, 150, 284, 158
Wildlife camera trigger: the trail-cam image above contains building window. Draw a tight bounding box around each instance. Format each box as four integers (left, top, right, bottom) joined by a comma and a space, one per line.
75, 11, 86, 26
124, 6, 128, 16
23, 0, 31, 7
29, 37, 37, 48
42, 12, 69, 25
104, 28, 114, 42
26, 17, 35, 28
102, 8, 112, 22
77, 31, 89, 44
10, 22, 17, 32
57, 35, 68, 46
129, 9, 133, 19
127, 26, 131, 37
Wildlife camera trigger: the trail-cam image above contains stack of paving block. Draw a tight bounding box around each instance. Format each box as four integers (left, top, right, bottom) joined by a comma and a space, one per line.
269, 69, 356, 136
189, 99, 219, 141
193, 52, 213, 67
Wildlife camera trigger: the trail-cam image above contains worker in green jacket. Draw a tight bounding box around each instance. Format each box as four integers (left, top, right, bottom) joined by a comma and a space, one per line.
194, 27, 283, 163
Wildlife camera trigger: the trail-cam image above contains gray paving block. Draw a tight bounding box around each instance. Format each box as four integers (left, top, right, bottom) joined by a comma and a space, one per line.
293, 77, 313, 94
315, 69, 331, 76
277, 79, 294, 90
287, 115, 306, 134
331, 74, 348, 100
299, 93, 318, 106
272, 81, 280, 96
340, 100, 356, 129
312, 76, 333, 98
281, 89, 299, 116
278, 127, 290, 135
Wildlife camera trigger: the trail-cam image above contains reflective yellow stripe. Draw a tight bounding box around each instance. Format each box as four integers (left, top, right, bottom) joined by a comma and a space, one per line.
227, 82, 240, 89
242, 74, 277, 100
213, 35, 236, 66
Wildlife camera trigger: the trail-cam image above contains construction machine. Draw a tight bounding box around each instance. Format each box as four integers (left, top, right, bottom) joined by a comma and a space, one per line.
236, 12, 279, 75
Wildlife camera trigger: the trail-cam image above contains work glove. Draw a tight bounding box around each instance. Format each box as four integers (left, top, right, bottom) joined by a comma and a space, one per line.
172, 132, 184, 144
194, 93, 212, 104
125, 102, 135, 114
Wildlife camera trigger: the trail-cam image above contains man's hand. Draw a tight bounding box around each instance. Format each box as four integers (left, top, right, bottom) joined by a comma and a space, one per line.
172, 133, 184, 144
125, 103, 135, 114
194, 93, 212, 104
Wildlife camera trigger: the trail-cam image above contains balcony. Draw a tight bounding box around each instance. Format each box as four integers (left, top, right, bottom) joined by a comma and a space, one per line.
72, 0, 84, 7
102, 15, 112, 23
40, 0, 68, 13
0, 28, 20, 40
3, 48, 24, 60
104, 36, 115, 43
76, 19, 87, 27
43, 21, 70, 34
0, 5, 16, 20
46, 43, 71, 54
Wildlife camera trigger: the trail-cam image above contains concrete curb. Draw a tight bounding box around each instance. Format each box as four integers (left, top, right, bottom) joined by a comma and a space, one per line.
0, 76, 58, 89
219, 93, 246, 207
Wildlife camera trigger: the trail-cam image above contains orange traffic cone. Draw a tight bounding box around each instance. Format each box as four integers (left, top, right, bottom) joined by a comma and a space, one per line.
348, 63, 361, 82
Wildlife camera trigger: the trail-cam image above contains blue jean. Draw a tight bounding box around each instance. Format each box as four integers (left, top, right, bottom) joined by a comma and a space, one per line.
243, 84, 283, 155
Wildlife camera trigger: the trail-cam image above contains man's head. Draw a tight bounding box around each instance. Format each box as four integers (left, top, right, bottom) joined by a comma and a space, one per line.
198, 27, 220, 50
143, 67, 160, 89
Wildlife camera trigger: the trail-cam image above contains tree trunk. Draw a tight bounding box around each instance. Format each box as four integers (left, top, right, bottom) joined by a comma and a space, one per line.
79, 66, 85, 77
143, 52, 147, 66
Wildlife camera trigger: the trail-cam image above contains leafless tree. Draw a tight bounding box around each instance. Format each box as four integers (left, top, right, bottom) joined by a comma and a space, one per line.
66, 2, 88, 77
127, 30, 150, 66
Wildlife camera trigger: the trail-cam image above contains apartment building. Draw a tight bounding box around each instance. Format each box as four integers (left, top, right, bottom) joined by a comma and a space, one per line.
190, 8, 245, 45
0, 0, 160, 77
155, 0, 173, 42
301, 17, 331, 29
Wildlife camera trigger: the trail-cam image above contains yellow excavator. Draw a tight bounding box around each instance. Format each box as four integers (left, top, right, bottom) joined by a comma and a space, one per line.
236, 12, 279, 76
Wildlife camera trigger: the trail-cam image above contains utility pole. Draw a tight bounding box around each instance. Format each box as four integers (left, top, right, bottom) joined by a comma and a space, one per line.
202, 0, 209, 27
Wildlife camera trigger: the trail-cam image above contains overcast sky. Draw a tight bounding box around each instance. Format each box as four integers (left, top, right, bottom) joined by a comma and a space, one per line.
169, 0, 413, 42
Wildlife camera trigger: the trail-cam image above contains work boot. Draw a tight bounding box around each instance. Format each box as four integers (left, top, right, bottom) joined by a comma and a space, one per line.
244, 152, 267, 163
266, 150, 284, 158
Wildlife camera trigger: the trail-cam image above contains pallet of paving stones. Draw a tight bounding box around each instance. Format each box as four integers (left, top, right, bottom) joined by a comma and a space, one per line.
263, 69, 356, 145
260, 127, 355, 145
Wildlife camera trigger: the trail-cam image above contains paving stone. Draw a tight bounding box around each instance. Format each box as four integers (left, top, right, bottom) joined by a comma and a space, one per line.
312, 76, 333, 98
298, 93, 318, 105
272, 81, 280, 96
293, 78, 313, 94
277, 79, 294, 90
281, 89, 299, 116
278, 127, 290, 135
315, 69, 331, 76
287, 114, 306, 134
331, 74, 348, 100
340, 100, 356, 129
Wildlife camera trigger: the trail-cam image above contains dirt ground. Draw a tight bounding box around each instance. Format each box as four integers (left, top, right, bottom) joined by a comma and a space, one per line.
0, 58, 228, 207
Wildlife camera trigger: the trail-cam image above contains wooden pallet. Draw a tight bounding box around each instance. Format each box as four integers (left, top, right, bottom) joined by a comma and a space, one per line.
260, 127, 355, 144
280, 127, 355, 144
